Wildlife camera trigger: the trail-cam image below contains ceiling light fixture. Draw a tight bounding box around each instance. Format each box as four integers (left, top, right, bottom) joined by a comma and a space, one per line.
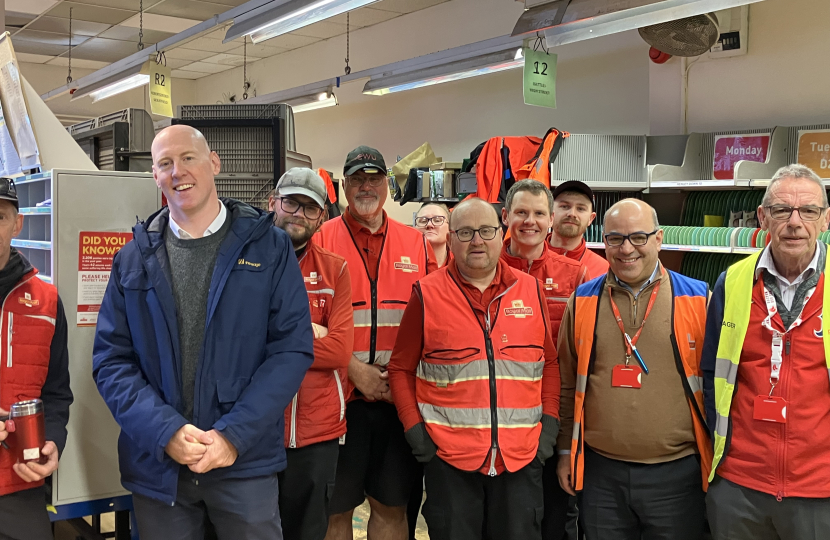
292, 93, 337, 113
71, 61, 150, 102
362, 49, 523, 96
224, 0, 379, 45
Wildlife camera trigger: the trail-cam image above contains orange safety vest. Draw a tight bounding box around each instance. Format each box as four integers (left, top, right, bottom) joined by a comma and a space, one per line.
0, 271, 58, 497
515, 127, 570, 185
418, 267, 547, 473
317, 216, 429, 369
569, 271, 712, 491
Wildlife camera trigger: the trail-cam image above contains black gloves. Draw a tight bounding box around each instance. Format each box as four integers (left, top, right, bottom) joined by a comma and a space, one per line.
405, 422, 438, 463
536, 414, 560, 464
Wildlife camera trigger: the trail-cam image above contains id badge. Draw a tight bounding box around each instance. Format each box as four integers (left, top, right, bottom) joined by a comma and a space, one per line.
611, 365, 642, 388
753, 396, 788, 423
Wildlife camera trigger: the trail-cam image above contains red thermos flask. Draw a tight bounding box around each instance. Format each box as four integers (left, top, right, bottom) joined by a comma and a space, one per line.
7, 399, 46, 465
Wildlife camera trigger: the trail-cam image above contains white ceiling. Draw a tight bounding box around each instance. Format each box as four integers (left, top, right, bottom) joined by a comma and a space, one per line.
8, 0, 450, 78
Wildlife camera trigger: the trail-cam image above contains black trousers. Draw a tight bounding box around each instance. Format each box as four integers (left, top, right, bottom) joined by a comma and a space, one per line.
581, 449, 705, 540
0, 486, 52, 540
132, 469, 282, 540
707, 476, 830, 540
423, 457, 543, 540
278, 439, 340, 540
542, 456, 578, 540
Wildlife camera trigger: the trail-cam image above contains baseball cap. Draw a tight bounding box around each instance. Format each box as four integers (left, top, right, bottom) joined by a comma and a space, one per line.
551, 181, 594, 210
275, 168, 328, 209
0, 178, 18, 210
343, 145, 386, 176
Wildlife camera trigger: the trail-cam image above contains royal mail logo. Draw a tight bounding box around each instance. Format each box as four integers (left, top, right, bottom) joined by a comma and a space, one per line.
504, 299, 533, 318
545, 278, 559, 290
304, 271, 318, 284
394, 256, 419, 273
19, 292, 38, 308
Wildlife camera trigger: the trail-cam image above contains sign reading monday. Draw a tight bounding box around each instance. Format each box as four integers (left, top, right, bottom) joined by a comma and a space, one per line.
713, 134, 770, 180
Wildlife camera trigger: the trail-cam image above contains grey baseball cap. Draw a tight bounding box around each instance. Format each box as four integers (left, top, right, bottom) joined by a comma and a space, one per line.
275, 168, 328, 209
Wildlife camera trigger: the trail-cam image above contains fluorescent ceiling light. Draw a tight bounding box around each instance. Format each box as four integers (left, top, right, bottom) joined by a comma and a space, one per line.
291, 92, 337, 113
90, 74, 150, 103
71, 62, 150, 102
225, 0, 379, 45
543, 0, 764, 48
363, 49, 523, 96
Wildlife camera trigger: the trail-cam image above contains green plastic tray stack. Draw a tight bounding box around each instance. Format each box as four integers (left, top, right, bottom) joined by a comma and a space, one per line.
585, 192, 643, 243
682, 190, 765, 227
680, 253, 749, 289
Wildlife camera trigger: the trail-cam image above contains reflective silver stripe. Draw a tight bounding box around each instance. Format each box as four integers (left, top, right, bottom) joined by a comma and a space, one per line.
22, 314, 56, 325
571, 421, 580, 441
353, 309, 404, 328
353, 309, 371, 327
417, 359, 544, 384
377, 309, 404, 327
546, 297, 570, 302
307, 288, 335, 296
827, 368, 830, 384
687, 375, 704, 395
419, 403, 542, 428
714, 357, 739, 385
352, 350, 392, 366
576, 374, 587, 393
716, 413, 729, 438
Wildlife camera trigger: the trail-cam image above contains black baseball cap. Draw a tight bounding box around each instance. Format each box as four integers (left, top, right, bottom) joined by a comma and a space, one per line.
551, 181, 594, 210
0, 178, 19, 209
344, 145, 386, 176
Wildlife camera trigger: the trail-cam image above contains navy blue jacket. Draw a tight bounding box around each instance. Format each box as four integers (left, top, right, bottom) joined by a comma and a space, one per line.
93, 199, 314, 504
701, 271, 727, 443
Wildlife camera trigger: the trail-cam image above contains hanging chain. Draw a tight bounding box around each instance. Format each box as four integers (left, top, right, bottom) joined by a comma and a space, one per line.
242, 36, 249, 100
137, 0, 145, 50
66, 7, 73, 84
344, 12, 351, 75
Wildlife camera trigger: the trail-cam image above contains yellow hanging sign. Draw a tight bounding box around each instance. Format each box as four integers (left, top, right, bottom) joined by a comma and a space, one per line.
147, 61, 173, 117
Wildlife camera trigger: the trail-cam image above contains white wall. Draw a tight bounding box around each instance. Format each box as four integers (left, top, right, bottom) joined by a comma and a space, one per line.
649, 0, 830, 134
20, 62, 197, 123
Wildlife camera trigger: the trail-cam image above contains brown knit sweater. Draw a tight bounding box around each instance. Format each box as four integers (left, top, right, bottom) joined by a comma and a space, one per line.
556, 268, 697, 464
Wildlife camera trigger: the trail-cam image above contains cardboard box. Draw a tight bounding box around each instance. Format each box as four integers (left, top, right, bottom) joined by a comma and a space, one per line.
430, 161, 463, 171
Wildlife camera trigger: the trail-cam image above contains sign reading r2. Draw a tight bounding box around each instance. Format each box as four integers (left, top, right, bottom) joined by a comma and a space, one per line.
155, 73, 166, 86
532, 61, 548, 75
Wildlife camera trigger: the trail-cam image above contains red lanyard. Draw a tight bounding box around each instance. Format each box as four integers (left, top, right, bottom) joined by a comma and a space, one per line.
607, 278, 662, 362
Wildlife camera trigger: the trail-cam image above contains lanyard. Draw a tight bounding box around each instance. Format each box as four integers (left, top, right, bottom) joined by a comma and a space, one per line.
608, 276, 661, 368
760, 283, 813, 394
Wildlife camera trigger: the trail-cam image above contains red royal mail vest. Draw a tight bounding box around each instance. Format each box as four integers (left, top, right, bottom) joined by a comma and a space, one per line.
0, 271, 59, 496
317, 216, 429, 369
418, 268, 546, 473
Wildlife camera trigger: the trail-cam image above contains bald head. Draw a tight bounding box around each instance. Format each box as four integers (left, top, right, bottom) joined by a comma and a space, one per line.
603, 198, 659, 231
152, 124, 211, 161
450, 198, 500, 230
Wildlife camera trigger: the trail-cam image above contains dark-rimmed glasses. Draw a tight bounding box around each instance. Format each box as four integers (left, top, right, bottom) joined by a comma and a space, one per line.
764, 205, 827, 222
276, 197, 323, 220
415, 216, 447, 227
345, 175, 386, 188
451, 226, 500, 242
604, 230, 659, 247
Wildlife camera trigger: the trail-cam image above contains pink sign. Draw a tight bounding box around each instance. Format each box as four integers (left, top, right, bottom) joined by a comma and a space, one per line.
713, 134, 770, 180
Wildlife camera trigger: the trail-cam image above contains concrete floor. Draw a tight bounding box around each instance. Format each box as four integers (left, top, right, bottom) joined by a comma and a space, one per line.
54, 498, 431, 539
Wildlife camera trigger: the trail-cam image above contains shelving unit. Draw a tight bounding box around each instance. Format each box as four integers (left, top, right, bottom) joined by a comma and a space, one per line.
13, 171, 53, 283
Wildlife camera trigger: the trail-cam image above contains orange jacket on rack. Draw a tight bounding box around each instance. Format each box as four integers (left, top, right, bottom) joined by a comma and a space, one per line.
568, 272, 712, 491
416, 265, 548, 472
0, 271, 60, 497
284, 239, 354, 449
474, 136, 542, 203
515, 128, 570, 185
501, 240, 587, 342
316, 214, 431, 397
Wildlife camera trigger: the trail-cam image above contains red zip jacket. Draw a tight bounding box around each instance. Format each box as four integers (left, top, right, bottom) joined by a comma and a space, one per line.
549, 238, 610, 281
716, 276, 830, 498
500, 240, 587, 341
284, 239, 354, 448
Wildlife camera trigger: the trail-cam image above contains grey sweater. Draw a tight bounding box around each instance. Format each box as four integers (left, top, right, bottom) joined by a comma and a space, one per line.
165, 215, 231, 421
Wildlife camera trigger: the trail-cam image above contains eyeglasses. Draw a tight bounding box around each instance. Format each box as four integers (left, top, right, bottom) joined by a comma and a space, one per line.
451, 226, 500, 242
276, 197, 323, 220
414, 216, 447, 227
604, 230, 659, 247
764, 205, 827, 222
345, 175, 386, 188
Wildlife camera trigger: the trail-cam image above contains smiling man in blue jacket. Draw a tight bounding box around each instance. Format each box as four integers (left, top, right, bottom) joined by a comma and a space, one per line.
93, 124, 314, 540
